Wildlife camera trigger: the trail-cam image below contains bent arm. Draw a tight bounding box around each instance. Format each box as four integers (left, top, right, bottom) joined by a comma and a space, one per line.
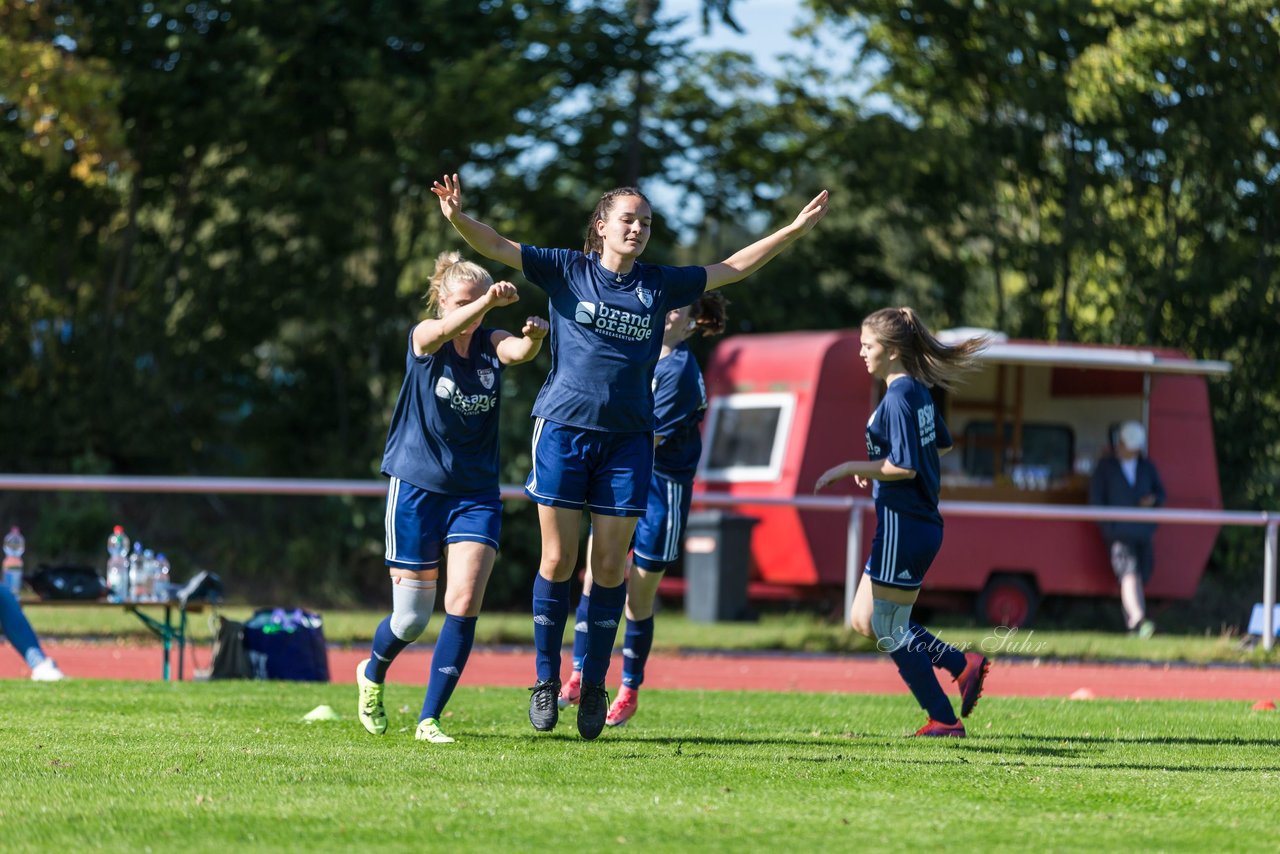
704, 190, 829, 290
815, 458, 915, 492
493, 316, 549, 366
413, 293, 500, 356
414, 282, 521, 355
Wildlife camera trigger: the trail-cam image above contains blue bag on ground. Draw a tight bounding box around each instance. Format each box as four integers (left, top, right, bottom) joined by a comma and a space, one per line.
241, 607, 330, 682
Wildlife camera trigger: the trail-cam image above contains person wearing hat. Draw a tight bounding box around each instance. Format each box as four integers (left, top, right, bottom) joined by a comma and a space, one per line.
1089, 421, 1166, 637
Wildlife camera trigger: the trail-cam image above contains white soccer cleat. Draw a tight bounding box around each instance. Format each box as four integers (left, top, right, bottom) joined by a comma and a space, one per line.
30, 658, 66, 682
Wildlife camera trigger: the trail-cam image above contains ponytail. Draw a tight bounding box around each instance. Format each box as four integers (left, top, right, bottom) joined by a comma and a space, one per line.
861, 306, 986, 391
690, 291, 729, 337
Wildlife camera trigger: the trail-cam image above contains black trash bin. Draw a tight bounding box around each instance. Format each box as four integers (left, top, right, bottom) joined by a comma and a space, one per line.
683, 510, 758, 622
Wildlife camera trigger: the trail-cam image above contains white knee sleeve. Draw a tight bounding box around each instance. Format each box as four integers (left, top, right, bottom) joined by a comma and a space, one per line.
871, 598, 913, 653
390, 577, 437, 641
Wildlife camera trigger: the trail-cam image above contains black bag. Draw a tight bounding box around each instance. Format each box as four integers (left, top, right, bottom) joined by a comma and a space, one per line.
241, 607, 330, 682
28, 563, 107, 601
209, 616, 251, 679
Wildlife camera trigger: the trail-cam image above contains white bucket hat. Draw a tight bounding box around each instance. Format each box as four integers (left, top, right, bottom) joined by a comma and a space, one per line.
1119, 421, 1146, 452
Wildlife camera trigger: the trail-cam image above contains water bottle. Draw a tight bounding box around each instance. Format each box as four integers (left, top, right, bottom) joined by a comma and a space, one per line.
2, 526, 24, 597
128, 541, 144, 602
106, 525, 131, 603
155, 552, 172, 601
140, 548, 157, 601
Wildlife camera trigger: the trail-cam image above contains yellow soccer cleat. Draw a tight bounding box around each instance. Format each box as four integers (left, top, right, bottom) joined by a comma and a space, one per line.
355, 659, 388, 735
414, 717, 455, 744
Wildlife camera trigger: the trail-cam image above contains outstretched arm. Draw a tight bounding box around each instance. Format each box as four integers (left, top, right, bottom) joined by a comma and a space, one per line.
494, 316, 549, 366
413, 282, 520, 356
814, 458, 915, 492
704, 190, 829, 291
431, 173, 523, 270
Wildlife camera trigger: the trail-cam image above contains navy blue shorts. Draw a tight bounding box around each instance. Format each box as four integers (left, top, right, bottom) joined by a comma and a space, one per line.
632, 472, 693, 571
1108, 539, 1154, 584
864, 505, 943, 590
524, 418, 653, 517
384, 477, 502, 570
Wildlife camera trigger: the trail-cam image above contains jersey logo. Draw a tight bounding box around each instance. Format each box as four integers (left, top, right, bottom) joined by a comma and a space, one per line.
477, 368, 495, 390
635, 286, 654, 308
574, 300, 654, 342
435, 374, 496, 414
918, 403, 937, 444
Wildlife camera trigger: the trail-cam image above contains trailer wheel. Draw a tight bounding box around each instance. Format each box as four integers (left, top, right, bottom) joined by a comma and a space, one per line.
976, 575, 1039, 628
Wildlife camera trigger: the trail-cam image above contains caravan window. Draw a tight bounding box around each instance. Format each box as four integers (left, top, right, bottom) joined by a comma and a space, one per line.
961, 421, 1075, 479
700, 392, 796, 482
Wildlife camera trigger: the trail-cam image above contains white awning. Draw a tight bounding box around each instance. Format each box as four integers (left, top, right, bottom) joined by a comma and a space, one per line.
937, 329, 1231, 376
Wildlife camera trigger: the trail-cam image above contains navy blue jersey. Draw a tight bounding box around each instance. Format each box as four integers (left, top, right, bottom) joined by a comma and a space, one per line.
520, 245, 706, 432
652, 343, 708, 480
866, 376, 952, 525
380, 326, 505, 496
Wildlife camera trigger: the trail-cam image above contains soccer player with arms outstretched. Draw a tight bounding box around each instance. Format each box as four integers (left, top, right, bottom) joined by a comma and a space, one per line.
433, 173, 827, 739
560, 291, 729, 727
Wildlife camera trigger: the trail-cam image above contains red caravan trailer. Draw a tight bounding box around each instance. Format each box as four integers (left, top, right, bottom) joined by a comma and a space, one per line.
693, 330, 1230, 625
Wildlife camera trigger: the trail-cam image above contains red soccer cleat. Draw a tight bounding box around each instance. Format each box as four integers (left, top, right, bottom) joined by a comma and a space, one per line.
558, 670, 582, 710
912, 718, 966, 738
955, 652, 990, 718
605, 686, 639, 727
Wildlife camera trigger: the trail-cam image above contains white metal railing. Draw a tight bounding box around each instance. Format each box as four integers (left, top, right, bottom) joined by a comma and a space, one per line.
2, 474, 1276, 651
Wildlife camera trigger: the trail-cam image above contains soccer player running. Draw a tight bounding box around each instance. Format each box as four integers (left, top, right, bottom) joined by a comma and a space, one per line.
815, 308, 990, 737
559, 292, 729, 727
432, 172, 827, 739
357, 252, 548, 744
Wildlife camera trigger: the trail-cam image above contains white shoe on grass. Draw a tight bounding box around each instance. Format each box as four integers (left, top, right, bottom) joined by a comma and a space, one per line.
31, 658, 66, 682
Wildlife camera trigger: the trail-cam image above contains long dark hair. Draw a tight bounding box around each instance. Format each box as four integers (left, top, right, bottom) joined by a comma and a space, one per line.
582, 186, 651, 255
861, 306, 987, 391
691, 291, 729, 337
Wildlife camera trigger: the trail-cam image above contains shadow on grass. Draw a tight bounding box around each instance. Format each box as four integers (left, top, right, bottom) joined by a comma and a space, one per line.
1016, 733, 1280, 748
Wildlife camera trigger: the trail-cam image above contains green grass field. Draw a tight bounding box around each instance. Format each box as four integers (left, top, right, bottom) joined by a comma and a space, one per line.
2, 680, 1275, 852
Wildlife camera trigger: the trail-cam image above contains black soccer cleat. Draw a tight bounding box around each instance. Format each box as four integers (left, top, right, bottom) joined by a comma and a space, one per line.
528, 679, 561, 732
576, 681, 610, 741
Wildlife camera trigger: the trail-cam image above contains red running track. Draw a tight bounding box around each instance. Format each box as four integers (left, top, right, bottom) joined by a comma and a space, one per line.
3, 641, 1279, 702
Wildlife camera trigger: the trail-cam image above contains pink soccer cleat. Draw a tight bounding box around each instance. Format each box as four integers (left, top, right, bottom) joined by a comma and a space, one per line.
557, 669, 582, 710
954, 652, 990, 718
912, 717, 966, 738
605, 686, 638, 727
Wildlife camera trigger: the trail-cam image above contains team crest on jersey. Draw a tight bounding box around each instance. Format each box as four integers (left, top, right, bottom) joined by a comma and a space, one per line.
635, 286, 654, 309
477, 368, 495, 390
